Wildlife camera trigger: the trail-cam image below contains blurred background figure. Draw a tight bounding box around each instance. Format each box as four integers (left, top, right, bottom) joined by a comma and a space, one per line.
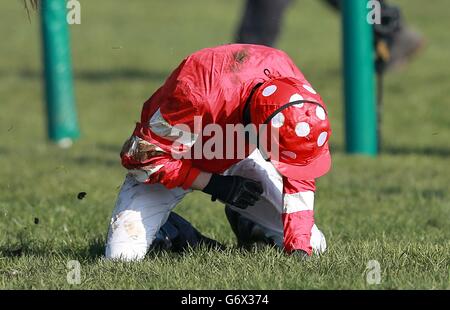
235, 0, 425, 71
235, 0, 292, 47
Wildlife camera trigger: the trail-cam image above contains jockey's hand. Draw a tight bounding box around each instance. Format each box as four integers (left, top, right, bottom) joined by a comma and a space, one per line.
202, 174, 263, 209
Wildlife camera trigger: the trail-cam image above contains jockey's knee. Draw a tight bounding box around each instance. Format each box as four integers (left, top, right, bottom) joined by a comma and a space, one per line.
105, 210, 149, 261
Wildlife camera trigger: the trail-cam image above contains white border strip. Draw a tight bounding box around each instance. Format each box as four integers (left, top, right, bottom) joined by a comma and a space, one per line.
283, 191, 315, 213
148, 108, 198, 147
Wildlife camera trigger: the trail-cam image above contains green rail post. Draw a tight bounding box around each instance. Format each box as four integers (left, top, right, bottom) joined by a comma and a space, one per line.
342, 0, 377, 155
41, 0, 79, 147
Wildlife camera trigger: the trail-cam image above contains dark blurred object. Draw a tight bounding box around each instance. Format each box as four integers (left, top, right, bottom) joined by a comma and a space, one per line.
23, 0, 39, 11
236, 0, 292, 47
235, 0, 425, 72
378, 25, 425, 72
225, 206, 279, 249
23, 0, 39, 22
77, 192, 87, 200
291, 249, 310, 260
151, 212, 226, 252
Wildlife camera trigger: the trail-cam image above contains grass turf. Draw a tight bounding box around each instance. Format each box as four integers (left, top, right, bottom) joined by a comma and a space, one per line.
0, 0, 449, 289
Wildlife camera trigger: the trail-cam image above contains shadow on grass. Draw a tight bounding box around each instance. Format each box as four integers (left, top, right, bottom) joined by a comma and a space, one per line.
0, 238, 285, 263
1, 68, 169, 82
144, 243, 279, 261
382, 145, 450, 158
94, 143, 121, 154
330, 143, 450, 158
0, 146, 9, 155
379, 186, 446, 200
0, 237, 106, 261
72, 155, 118, 167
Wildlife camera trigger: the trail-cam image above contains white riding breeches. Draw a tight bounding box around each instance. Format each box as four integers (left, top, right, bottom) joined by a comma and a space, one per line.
105, 150, 326, 261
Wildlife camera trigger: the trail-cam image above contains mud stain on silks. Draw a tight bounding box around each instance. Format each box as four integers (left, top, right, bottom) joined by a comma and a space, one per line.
234, 49, 249, 64
111, 211, 146, 240
124, 220, 145, 240
231, 48, 249, 73
229, 48, 250, 86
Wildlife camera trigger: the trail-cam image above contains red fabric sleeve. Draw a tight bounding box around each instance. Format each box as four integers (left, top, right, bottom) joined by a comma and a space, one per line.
120, 135, 201, 190
282, 177, 316, 255
283, 178, 316, 194
123, 152, 201, 190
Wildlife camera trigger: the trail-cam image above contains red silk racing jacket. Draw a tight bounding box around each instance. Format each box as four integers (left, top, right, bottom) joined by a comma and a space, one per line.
120, 44, 325, 254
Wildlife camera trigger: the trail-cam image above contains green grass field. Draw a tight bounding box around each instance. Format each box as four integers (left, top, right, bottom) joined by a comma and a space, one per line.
0, 0, 449, 289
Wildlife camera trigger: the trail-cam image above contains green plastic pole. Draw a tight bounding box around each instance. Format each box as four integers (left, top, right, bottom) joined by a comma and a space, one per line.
342, 0, 377, 155
41, 0, 79, 147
